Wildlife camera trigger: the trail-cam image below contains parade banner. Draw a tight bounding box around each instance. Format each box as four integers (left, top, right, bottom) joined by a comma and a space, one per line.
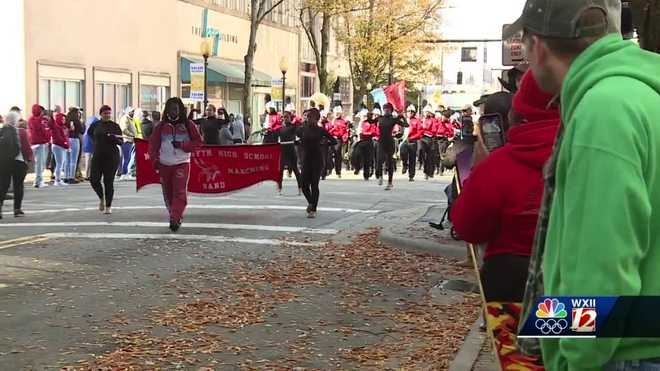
135, 140, 281, 194
190, 63, 205, 101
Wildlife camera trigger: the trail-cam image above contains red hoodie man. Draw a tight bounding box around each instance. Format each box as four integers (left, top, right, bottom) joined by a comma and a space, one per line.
449, 71, 558, 369
27, 104, 51, 187
50, 109, 70, 150
28, 104, 50, 146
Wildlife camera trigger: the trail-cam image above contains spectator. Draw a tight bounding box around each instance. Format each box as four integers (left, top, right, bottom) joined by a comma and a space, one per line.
230, 114, 246, 144
65, 107, 85, 184
49, 105, 70, 186
506, 0, 660, 368
28, 104, 50, 188
217, 107, 233, 145
0, 112, 33, 218
118, 107, 136, 180
82, 115, 98, 181
140, 111, 154, 140
451, 71, 557, 369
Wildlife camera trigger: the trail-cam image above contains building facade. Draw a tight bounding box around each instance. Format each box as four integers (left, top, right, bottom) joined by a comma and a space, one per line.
1, 0, 351, 124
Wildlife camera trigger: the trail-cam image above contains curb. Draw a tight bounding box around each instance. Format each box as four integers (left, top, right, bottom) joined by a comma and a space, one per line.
379, 230, 466, 259
449, 317, 488, 371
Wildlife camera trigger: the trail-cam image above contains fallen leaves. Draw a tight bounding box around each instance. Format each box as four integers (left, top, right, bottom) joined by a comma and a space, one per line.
71, 230, 479, 370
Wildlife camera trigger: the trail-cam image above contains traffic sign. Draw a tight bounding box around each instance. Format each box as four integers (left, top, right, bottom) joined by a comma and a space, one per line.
502, 24, 525, 66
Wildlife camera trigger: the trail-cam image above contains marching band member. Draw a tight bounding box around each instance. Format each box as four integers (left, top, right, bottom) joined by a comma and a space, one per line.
296, 108, 336, 218
277, 108, 302, 195
420, 105, 436, 180
404, 105, 422, 182
262, 101, 282, 144
328, 106, 349, 178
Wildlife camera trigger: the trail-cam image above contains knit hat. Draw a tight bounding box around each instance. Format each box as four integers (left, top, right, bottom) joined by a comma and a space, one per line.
333, 106, 343, 114
512, 70, 559, 123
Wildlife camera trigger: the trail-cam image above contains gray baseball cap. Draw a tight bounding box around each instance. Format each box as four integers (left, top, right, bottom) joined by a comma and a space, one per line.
503, 0, 622, 40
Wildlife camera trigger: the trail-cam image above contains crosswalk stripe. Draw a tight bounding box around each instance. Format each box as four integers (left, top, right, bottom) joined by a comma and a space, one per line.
0, 222, 337, 235
42, 232, 323, 247
2, 204, 379, 216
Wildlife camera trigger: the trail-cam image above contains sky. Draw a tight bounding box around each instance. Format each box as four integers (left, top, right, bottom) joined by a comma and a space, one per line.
439, 0, 527, 40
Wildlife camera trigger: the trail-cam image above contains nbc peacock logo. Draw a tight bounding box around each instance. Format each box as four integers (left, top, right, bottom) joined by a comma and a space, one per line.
536, 298, 568, 318
534, 298, 569, 335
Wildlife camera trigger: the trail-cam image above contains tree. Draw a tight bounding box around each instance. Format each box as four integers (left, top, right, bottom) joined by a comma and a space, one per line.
631, 0, 660, 52
338, 0, 443, 108
242, 0, 285, 127
299, 0, 368, 96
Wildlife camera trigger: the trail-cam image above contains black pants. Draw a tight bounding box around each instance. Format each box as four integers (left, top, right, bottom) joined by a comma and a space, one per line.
262, 131, 277, 144
331, 141, 343, 175
280, 144, 302, 189
301, 157, 322, 211
376, 141, 395, 183
0, 160, 28, 211
90, 151, 120, 207
357, 140, 373, 179
481, 254, 531, 302
406, 140, 418, 179
350, 142, 361, 173
420, 137, 434, 177
438, 137, 450, 173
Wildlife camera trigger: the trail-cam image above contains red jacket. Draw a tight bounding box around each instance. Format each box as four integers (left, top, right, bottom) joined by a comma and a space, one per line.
266, 113, 282, 132
441, 118, 454, 139
450, 119, 559, 259
27, 104, 50, 145
407, 117, 423, 141
421, 117, 435, 137
329, 118, 349, 143
292, 116, 303, 126
359, 120, 377, 141
50, 112, 70, 149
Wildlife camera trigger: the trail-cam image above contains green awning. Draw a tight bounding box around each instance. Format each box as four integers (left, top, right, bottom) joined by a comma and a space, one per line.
180, 57, 272, 87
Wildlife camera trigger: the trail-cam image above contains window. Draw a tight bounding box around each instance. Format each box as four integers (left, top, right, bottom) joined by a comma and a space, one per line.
461, 47, 478, 62
95, 82, 131, 121
140, 85, 170, 113
457, 71, 463, 85
38, 78, 83, 111
301, 75, 315, 98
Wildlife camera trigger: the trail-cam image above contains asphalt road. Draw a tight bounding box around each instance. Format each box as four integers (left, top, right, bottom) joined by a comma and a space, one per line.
0, 174, 452, 369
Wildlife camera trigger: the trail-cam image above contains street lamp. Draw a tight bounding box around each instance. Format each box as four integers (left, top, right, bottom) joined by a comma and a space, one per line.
200, 38, 212, 111
279, 57, 289, 113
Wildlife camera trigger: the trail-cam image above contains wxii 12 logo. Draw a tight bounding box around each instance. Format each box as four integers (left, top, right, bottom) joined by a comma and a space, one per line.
570, 298, 597, 333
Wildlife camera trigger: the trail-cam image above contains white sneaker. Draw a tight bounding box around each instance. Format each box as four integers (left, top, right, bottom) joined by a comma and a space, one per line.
38, 182, 49, 188
54, 181, 68, 186
378, 178, 383, 186
104, 207, 112, 215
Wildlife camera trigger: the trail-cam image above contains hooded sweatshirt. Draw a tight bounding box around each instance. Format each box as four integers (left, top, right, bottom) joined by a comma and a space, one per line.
451, 71, 559, 259
538, 34, 660, 370
50, 112, 70, 149
149, 120, 202, 167
27, 104, 50, 145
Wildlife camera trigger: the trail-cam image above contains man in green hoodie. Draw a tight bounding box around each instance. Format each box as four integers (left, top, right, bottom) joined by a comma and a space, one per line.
505, 0, 660, 370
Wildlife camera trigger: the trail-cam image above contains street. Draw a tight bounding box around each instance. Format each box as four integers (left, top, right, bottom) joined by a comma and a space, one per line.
0, 175, 480, 370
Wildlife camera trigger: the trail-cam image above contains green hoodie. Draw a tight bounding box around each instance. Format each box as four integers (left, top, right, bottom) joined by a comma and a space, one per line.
541, 34, 660, 370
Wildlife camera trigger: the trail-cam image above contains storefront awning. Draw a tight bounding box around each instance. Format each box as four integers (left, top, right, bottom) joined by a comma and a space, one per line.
180, 57, 272, 87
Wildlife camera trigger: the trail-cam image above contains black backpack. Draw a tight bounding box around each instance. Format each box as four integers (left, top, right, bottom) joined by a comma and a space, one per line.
0, 126, 20, 162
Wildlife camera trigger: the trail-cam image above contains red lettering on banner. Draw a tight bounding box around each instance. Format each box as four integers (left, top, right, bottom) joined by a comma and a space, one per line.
135, 140, 281, 194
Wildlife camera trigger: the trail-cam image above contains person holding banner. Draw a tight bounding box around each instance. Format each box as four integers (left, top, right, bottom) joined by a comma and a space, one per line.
297, 108, 336, 218
450, 71, 553, 369
149, 97, 202, 232
88, 105, 123, 214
